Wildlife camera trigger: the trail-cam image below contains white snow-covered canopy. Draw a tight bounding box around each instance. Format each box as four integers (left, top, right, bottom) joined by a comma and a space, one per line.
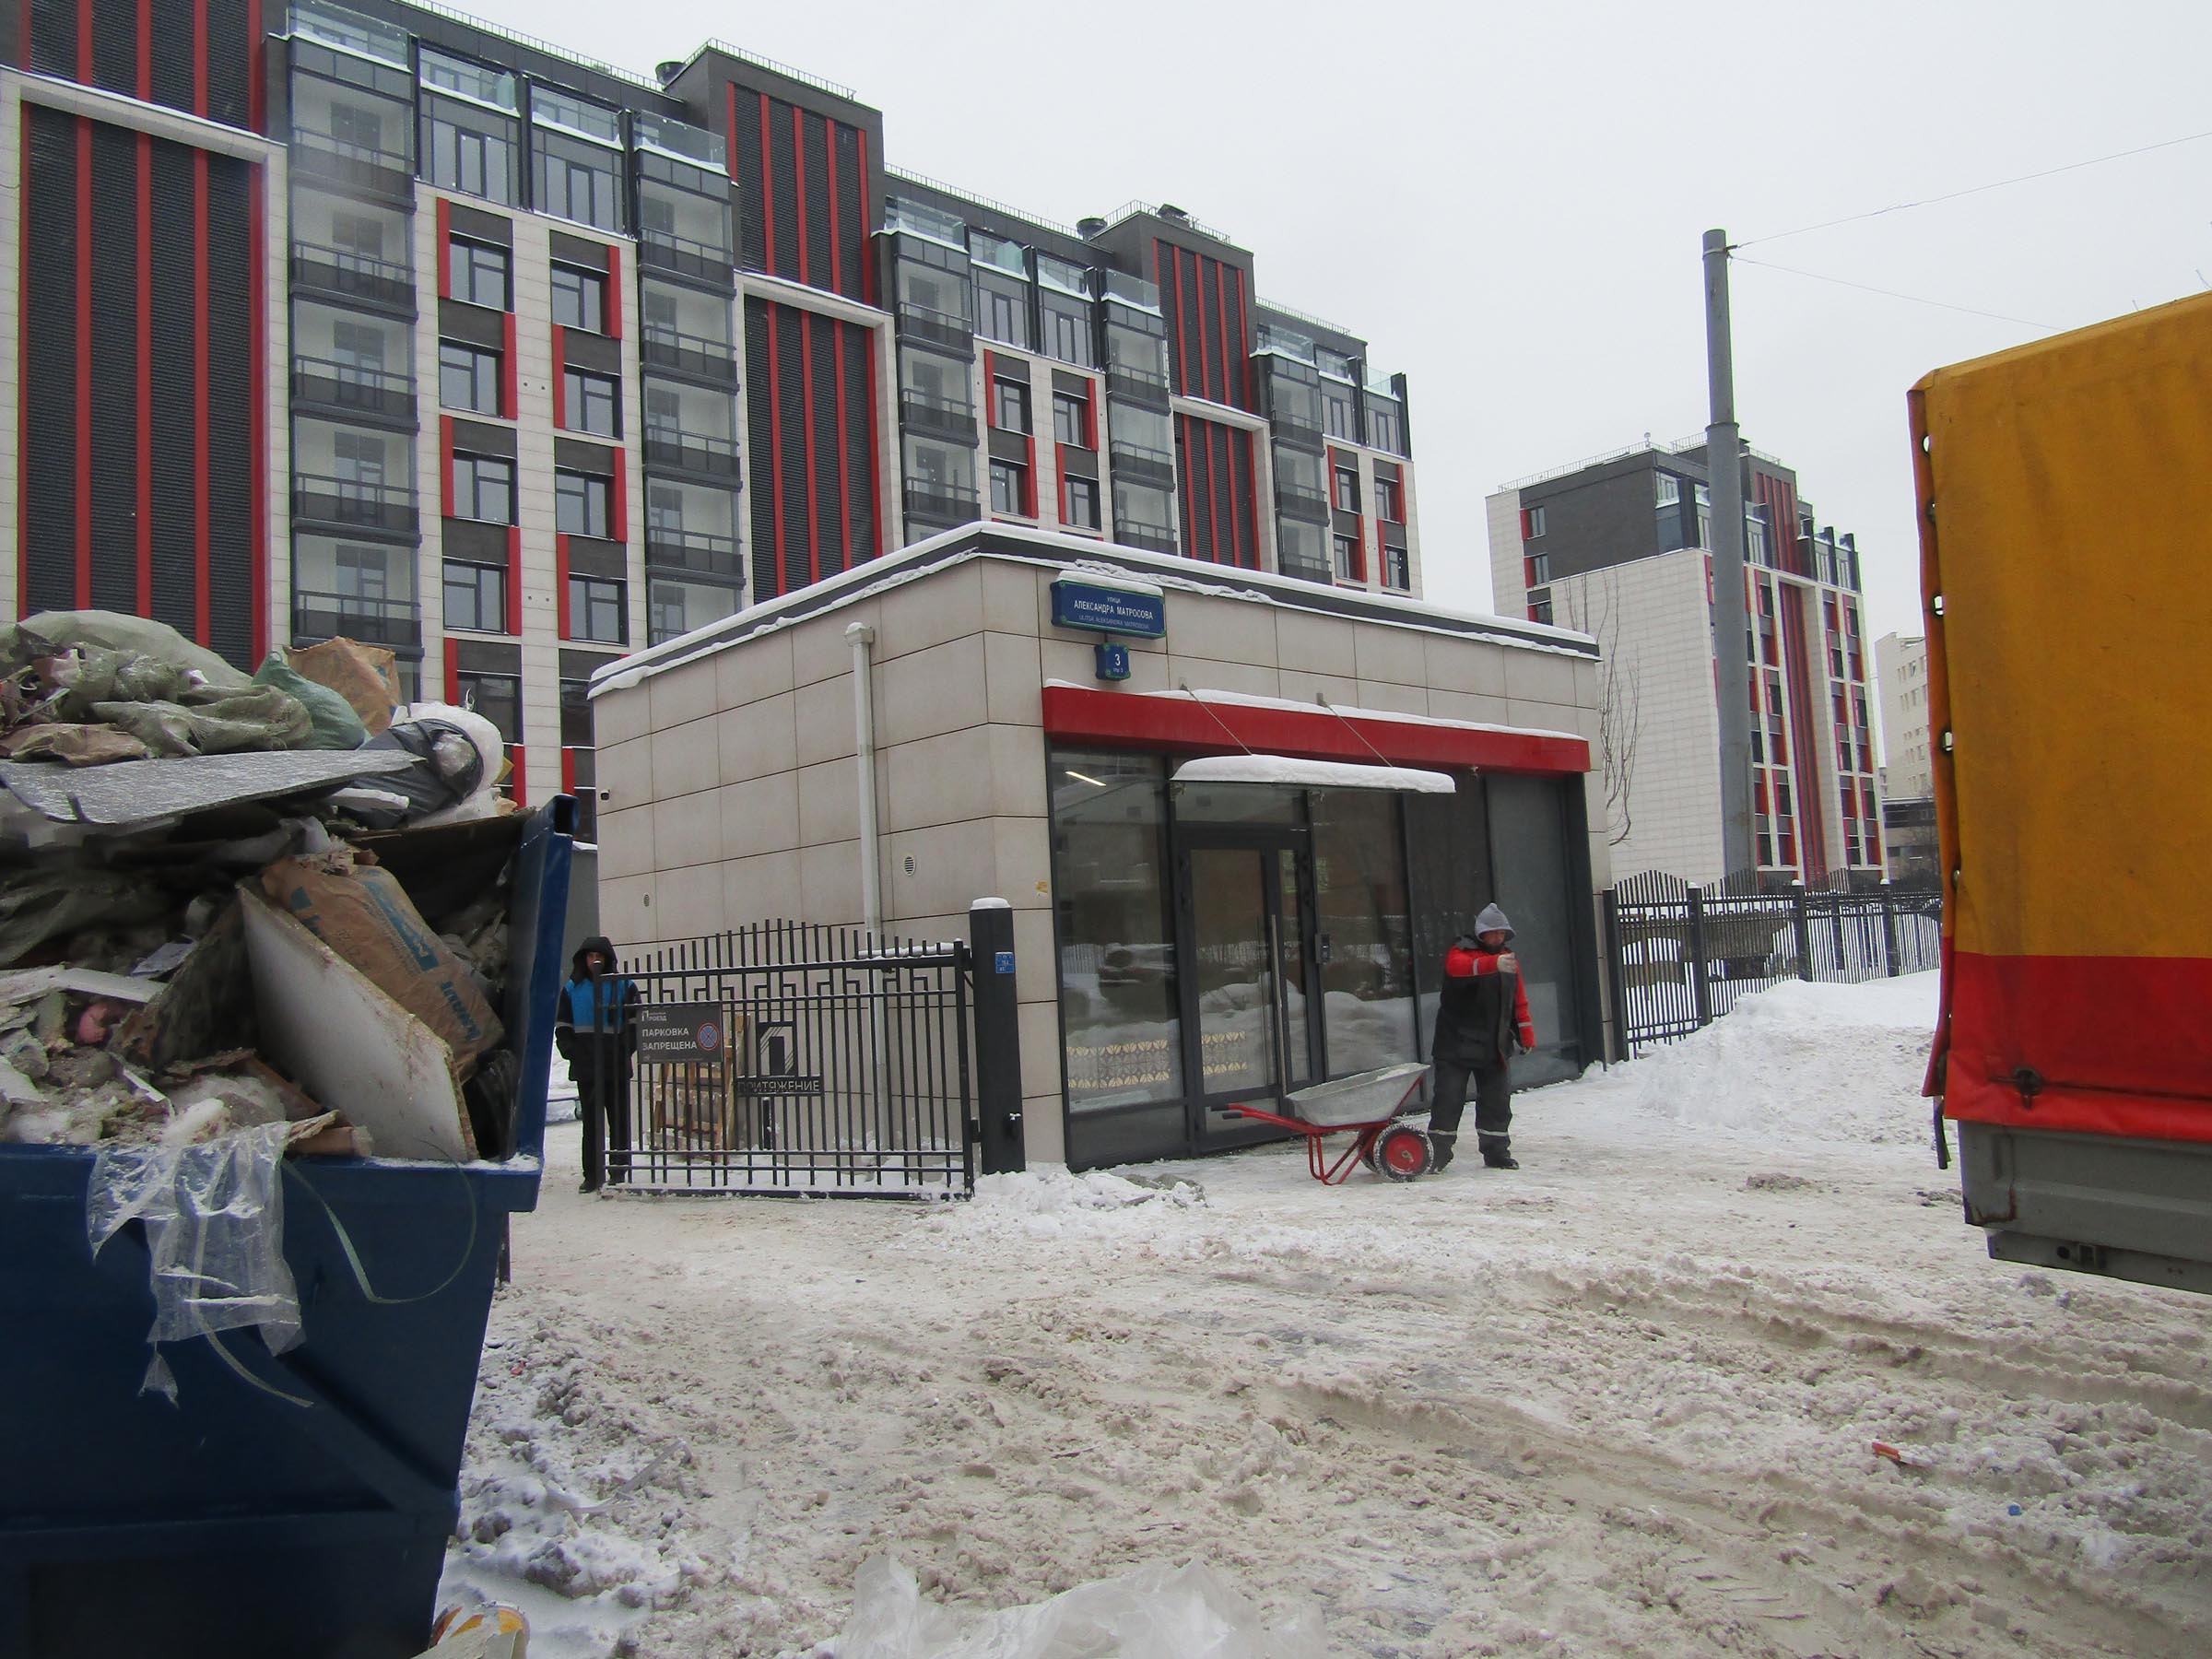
1171, 755, 1457, 794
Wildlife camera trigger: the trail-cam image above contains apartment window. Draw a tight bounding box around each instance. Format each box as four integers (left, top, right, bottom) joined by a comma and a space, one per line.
990, 458, 1028, 517
564, 369, 619, 437
333, 543, 390, 605
330, 210, 386, 260
568, 574, 626, 644
551, 263, 606, 333
442, 560, 508, 633
451, 453, 515, 524
977, 277, 1030, 348
439, 342, 502, 414
1693, 483, 1712, 547
1322, 385, 1357, 441
333, 429, 387, 489
447, 238, 509, 310
1365, 402, 1404, 455
1655, 474, 1681, 507
330, 319, 387, 374
555, 469, 612, 538
1333, 465, 1360, 513
1053, 389, 1089, 447
1062, 475, 1100, 530
535, 132, 623, 233
1382, 543, 1409, 591
1525, 501, 1545, 536
327, 100, 387, 155
453, 669, 521, 743
1044, 304, 1094, 368
1529, 551, 1551, 584
991, 378, 1030, 434
1333, 533, 1360, 582
421, 97, 517, 205
1529, 590, 1553, 626
1376, 476, 1404, 523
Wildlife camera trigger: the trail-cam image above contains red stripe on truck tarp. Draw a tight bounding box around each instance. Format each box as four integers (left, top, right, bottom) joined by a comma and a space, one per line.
1941, 949, 2212, 1143
1041, 684, 1592, 776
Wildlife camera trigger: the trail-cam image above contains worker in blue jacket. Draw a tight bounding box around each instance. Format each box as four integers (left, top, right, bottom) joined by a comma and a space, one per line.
555, 935, 640, 1192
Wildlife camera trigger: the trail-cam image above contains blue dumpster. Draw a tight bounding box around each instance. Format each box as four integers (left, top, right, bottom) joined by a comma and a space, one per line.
0, 799, 575, 1659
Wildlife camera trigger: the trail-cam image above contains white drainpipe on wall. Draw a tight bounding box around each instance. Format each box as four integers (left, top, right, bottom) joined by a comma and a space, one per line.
846, 621, 882, 941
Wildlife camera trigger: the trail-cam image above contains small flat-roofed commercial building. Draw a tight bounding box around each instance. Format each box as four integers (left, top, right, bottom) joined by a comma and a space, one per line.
590, 524, 1611, 1170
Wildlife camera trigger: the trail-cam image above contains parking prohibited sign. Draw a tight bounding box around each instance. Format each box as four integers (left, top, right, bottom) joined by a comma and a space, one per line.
636, 1002, 727, 1064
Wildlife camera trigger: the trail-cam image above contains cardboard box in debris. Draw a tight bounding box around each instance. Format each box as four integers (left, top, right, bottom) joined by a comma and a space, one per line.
0, 611, 541, 1164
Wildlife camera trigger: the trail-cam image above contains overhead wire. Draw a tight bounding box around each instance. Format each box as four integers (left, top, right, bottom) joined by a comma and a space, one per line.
1733, 125, 2212, 249
1728, 254, 2060, 333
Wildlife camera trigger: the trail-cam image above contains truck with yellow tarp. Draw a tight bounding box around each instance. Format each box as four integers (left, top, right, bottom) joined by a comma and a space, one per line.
1912, 290, 2212, 1295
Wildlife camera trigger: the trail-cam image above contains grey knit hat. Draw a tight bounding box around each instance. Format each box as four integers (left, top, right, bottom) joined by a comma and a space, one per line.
1475, 903, 1513, 941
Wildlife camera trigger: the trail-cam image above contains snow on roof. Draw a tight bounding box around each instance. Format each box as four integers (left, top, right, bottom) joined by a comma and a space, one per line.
591, 524, 1595, 698
1171, 756, 1457, 794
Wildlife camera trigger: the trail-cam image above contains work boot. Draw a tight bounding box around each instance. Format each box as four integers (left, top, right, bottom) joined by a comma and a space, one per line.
1478, 1135, 1517, 1171
1429, 1131, 1456, 1171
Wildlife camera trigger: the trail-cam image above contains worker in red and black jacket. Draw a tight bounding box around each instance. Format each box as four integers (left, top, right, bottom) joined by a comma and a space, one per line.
1430, 903, 1535, 1171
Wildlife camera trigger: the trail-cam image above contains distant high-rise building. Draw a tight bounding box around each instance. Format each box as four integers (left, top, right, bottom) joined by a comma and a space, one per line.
1874, 631, 1937, 884
1488, 438, 1883, 886
0, 0, 1418, 830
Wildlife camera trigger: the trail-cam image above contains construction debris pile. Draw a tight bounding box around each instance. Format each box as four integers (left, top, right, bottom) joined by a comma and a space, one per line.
0, 611, 531, 1162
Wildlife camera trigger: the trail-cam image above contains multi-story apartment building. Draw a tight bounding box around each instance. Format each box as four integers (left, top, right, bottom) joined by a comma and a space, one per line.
1874, 630, 1937, 884
1488, 439, 1883, 887
0, 0, 1418, 837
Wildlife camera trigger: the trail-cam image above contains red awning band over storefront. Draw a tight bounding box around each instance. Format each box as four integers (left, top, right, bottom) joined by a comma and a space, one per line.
1041, 683, 1593, 776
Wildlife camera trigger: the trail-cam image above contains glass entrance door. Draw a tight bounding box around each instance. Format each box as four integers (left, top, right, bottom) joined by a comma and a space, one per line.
1182, 834, 1319, 1144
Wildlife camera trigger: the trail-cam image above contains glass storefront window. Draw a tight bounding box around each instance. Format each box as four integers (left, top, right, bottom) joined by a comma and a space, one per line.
1311, 790, 1418, 1077
1487, 774, 1582, 1084
1172, 782, 1300, 824
1050, 750, 1183, 1112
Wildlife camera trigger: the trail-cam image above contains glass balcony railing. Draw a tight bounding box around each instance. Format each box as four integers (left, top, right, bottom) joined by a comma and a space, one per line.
290, 242, 414, 311
642, 524, 742, 581
290, 357, 415, 422
292, 474, 418, 535
642, 424, 741, 480
291, 590, 421, 651
639, 324, 737, 385
639, 229, 735, 288
883, 198, 968, 247
896, 300, 973, 351
634, 113, 726, 171
899, 390, 977, 442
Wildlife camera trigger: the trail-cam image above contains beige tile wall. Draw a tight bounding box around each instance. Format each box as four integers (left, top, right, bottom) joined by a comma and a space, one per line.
594, 550, 1613, 1161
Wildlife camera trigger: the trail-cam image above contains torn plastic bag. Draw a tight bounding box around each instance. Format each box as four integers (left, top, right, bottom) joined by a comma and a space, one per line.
0, 611, 252, 689
345, 713, 491, 829
91, 683, 314, 758
87, 1119, 303, 1401
253, 649, 370, 751
0, 721, 152, 766
0, 865, 173, 967
832, 1555, 1326, 1659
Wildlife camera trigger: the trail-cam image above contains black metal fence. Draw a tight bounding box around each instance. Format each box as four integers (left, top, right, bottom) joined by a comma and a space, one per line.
1605, 868, 1942, 1055
616, 921, 976, 1197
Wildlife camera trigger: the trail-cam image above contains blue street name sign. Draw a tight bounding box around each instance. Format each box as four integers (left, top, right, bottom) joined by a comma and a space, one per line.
1050, 578, 1167, 638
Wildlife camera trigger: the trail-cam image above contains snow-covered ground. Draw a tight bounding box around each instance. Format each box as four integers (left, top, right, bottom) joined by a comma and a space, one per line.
442, 973, 2212, 1657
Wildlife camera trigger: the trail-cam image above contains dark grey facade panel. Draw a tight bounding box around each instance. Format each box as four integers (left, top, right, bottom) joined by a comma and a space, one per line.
773, 301, 807, 590
453, 638, 523, 674
840, 318, 877, 560
563, 328, 621, 375
744, 297, 776, 598
1051, 369, 1090, 397
206, 146, 254, 669
89, 0, 134, 92
733, 95, 768, 272
1059, 449, 1099, 482
439, 297, 507, 349
547, 229, 610, 269
21, 104, 76, 618
147, 131, 196, 641
834, 122, 865, 301
555, 436, 621, 475
806, 310, 843, 576
206, 0, 250, 131
1523, 457, 1667, 583
447, 202, 513, 246
986, 428, 1027, 465
564, 535, 626, 578
801, 111, 833, 292
767, 99, 800, 280
442, 517, 509, 564
447, 417, 518, 458
559, 646, 621, 679
88, 119, 138, 616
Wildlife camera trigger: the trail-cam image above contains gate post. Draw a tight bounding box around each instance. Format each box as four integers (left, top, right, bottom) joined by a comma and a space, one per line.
968, 900, 1026, 1176
1791, 882, 1813, 981
1879, 881, 1900, 978
1687, 884, 1713, 1029
1602, 888, 1628, 1063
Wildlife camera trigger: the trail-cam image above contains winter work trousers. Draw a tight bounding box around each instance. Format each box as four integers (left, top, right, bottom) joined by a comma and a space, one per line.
1430, 1060, 1512, 1165
575, 1046, 633, 1191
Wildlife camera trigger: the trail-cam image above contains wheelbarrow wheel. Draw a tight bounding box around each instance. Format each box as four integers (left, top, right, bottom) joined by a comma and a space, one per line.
1375, 1125, 1430, 1182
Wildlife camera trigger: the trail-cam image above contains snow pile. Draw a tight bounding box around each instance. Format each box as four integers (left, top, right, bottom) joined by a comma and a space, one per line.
810, 1555, 1323, 1659
440, 1295, 712, 1655
1624, 972, 1938, 1147
947, 1167, 1205, 1241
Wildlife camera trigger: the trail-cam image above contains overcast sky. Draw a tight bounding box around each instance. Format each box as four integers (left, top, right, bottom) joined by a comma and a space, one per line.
500, 0, 2212, 642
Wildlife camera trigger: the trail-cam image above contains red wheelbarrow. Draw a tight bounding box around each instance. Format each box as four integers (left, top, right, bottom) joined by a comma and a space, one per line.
1223, 1061, 1433, 1183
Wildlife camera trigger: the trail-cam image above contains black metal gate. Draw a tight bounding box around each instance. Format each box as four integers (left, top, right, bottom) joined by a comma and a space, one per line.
1605, 868, 1942, 1056
618, 921, 975, 1197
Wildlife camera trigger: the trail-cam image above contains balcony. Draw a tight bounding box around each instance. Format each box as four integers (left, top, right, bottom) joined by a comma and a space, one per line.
642, 424, 742, 482
1271, 413, 1324, 448
643, 524, 743, 582
289, 127, 413, 201
897, 300, 972, 353
291, 474, 418, 537
900, 390, 977, 444
1108, 441, 1175, 493
1112, 520, 1177, 556
291, 591, 422, 653
290, 357, 416, 427
290, 242, 415, 315
1104, 360, 1171, 411
1273, 482, 1330, 524
638, 229, 735, 291
902, 483, 980, 525
639, 324, 738, 388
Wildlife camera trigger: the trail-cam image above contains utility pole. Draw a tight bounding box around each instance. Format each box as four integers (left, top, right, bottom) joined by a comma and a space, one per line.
1703, 228, 1756, 877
